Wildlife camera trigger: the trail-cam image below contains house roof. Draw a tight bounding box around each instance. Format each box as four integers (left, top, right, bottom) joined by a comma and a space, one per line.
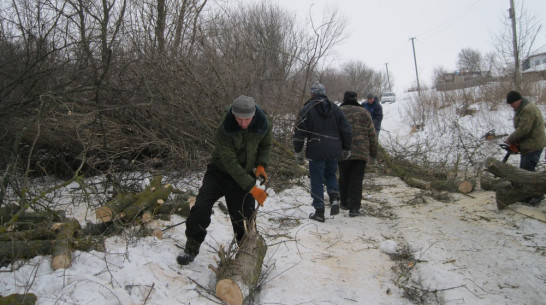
528, 44, 546, 57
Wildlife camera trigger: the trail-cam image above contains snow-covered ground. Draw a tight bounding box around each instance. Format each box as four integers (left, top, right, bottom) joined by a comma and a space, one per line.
1, 89, 545, 305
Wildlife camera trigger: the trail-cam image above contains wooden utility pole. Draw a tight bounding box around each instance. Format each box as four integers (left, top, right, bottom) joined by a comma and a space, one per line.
385, 63, 392, 92
509, 0, 521, 90
410, 37, 421, 96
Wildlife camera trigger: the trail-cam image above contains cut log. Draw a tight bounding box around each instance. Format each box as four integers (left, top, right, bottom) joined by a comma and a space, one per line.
457, 179, 475, 194
405, 177, 431, 190
0, 293, 37, 305
95, 193, 139, 223
51, 219, 81, 270
0, 240, 53, 266
0, 226, 56, 242
121, 184, 173, 222
215, 217, 267, 305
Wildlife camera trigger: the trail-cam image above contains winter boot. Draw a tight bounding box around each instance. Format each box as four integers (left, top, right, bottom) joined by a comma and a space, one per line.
349, 209, 361, 217
309, 208, 325, 222
330, 192, 340, 216
177, 238, 201, 265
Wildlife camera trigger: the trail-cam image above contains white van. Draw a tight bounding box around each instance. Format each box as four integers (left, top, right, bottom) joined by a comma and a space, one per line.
381, 92, 396, 103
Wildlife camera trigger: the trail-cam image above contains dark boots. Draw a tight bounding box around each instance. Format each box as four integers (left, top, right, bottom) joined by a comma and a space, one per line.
177, 238, 201, 265
330, 192, 340, 216
309, 208, 325, 222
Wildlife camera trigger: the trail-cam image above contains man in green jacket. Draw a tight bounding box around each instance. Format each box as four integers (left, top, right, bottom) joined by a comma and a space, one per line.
177, 95, 272, 265
505, 90, 546, 205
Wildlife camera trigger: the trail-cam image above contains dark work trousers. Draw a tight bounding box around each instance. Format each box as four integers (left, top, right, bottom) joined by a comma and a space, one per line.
185, 164, 256, 245
520, 149, 543, 171
338, 160, 367, 211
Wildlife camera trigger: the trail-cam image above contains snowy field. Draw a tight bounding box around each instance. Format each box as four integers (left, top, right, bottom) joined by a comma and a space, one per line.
1, 88, 545, 304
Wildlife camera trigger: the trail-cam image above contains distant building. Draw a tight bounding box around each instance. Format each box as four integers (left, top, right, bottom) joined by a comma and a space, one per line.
523, 44, 546, 81
436, 70, 491, 91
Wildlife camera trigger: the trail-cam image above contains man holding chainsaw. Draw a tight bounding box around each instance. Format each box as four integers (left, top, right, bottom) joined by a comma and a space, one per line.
505, 90, 546, 205
177, 95, 272, 265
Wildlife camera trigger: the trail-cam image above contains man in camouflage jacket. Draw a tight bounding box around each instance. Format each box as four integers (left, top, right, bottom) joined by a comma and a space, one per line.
339, 91, 378, 216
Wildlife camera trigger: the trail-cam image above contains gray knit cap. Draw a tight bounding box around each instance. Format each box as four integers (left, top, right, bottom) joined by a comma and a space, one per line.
231, 95, 256, 118
310, 81, 325, 95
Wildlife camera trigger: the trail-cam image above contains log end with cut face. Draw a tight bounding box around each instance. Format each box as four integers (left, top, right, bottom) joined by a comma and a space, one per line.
51, 254, 71, 270
216, 278, 243, 305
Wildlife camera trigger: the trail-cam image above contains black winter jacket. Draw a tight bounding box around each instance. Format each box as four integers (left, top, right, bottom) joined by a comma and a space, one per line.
293, 95, 352, 160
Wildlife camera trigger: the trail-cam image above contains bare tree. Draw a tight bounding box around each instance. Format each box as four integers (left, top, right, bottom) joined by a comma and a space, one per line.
457, 48, 483, 72
492, 1, 542, 89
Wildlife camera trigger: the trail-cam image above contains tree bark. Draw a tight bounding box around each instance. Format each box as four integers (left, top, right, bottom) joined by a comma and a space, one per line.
405, 177, 431, 190
485, 157, 546, 190
214, 217, 267, 305
484, 157, 545, 209
0, 226, 56, 242
0, 240, 53, 265
51, 219, 81, 270
120, 183, 173, 223
95, 175, 165, 223
0, 293, 37, 305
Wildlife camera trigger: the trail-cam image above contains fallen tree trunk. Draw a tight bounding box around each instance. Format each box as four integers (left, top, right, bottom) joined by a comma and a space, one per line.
484, 157, 546, 209
485, 157, 546, 191
213, 217, 267, 305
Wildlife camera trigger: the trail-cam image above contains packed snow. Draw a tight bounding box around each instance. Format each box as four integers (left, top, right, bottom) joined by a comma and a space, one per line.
1, 89, 545, 305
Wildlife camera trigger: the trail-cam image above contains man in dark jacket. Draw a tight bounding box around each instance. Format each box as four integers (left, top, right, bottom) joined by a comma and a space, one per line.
339, 91, 378, 217
177, 95, 272, 265
293, 81, 352, 222
505, 90, 546, 206
363, 93, 383, 136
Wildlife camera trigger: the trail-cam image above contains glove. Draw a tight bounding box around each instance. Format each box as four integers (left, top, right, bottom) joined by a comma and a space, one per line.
250, 186, 268, 206
342, 150, 351, 160
295, 152, 304, 164
255, 165, 267, 185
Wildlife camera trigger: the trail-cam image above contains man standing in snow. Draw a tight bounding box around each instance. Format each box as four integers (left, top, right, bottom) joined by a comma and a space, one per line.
363, 93, 383, 137
339, 91, 378, 217
505, 90, 546, 205
293, 81, 352, 222
177, 95, 272, 265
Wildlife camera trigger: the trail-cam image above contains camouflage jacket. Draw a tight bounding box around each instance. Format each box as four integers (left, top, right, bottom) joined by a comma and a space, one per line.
211, 106, 272, 192
507, 98, 546, 154
340, 104, 378, 161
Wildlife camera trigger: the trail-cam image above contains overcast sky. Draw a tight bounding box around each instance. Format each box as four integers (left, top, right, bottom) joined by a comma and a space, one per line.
229, 0, 546, 93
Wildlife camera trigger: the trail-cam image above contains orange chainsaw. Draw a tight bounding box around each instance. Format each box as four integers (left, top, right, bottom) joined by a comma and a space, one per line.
499, 143, 520, 163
